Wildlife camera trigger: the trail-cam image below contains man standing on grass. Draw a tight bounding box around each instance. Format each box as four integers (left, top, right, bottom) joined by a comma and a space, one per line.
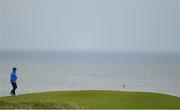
10, 67, 18, 96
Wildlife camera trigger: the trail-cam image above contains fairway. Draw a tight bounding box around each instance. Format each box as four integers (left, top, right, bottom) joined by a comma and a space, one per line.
0, 90, 180, 109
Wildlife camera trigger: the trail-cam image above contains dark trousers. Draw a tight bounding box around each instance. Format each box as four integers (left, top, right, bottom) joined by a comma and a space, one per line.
11, 82, 17, 96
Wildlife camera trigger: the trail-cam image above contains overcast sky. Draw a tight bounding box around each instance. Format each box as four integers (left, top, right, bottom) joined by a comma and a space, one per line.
0, 0, 179, 53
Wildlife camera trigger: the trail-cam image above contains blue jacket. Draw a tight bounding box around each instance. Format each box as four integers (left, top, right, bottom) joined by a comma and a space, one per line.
10, 72, 17, 83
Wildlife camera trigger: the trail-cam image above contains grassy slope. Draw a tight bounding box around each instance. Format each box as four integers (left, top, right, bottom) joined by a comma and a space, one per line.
0, 90, 180, 109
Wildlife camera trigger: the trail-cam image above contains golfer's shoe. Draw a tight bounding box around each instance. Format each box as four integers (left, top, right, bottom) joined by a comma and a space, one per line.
10, 92, 13, 96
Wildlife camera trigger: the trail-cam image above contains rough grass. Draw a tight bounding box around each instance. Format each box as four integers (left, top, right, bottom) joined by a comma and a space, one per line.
0, 90, 180, 109
0, 99, 80, 109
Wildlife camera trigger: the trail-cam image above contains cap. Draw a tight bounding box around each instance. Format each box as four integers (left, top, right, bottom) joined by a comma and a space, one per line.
13, 67, 17, 71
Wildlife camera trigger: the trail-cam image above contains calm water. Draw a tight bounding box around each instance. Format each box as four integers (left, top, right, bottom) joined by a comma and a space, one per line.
0, 51, 180, 96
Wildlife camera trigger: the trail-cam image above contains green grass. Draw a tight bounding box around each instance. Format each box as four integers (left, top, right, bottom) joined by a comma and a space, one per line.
0, 90, 180, 109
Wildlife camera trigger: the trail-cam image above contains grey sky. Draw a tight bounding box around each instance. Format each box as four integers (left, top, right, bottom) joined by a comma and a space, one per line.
0, 0, 179, 53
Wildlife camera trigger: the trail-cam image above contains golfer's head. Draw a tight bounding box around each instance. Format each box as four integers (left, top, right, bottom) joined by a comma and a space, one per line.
12, 67, 17, 72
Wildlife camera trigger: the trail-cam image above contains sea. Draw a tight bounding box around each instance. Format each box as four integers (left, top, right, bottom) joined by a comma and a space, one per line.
0, 50, 180, 97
